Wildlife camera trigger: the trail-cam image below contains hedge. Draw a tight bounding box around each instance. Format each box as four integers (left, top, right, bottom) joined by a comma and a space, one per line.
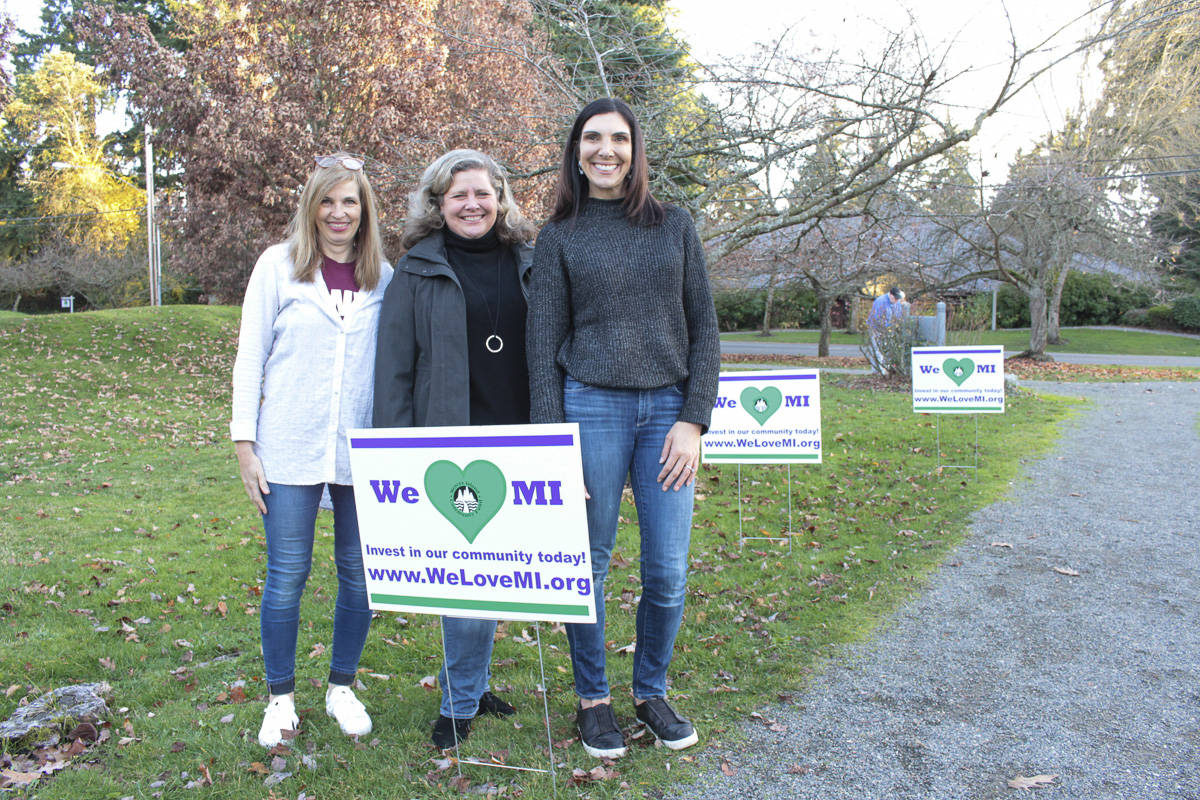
993, 272, 1155, 328
712, 286, 821, 331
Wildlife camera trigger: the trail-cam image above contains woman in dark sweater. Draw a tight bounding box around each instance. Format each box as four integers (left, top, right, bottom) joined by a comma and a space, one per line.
374, 149, 536, 749
527, 98, 720, 758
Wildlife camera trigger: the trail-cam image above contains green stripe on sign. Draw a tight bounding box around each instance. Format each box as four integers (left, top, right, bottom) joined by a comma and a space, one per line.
704, 453, 821, 460
371, 594, 591, 616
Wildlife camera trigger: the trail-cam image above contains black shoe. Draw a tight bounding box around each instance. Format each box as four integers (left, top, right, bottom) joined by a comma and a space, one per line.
576, 703, 627, 759
477, 691, 516, 717
431, 715, 471, 749
635, 698, 698, 750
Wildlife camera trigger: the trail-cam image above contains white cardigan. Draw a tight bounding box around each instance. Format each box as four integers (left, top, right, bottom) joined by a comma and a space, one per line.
230, 243, 393, 485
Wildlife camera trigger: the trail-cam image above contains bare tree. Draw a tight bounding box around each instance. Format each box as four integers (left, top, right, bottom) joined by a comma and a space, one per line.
918, 157, 1146, 358
713, 215, 895, 355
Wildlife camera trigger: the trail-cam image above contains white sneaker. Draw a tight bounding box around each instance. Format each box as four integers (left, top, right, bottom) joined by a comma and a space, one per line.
258, 694, 299, 748
325, 685, 372, 737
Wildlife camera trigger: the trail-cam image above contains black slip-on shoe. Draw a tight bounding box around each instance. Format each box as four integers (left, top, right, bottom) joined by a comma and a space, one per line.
477, 691, 516, 717
431, 715, 472, 749
576, 703, 628, 759
635, 698, 698, 750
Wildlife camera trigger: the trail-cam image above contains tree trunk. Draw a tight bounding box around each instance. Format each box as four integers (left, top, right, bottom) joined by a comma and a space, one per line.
1027, 284, 1050, 358
11, 294, 20, 312
759, 268, 777, 337
818, 295, 833, 357
1047, 266, 1069, 344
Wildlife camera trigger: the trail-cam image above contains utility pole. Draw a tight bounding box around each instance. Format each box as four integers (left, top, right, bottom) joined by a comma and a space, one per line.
144, 125, 159, 306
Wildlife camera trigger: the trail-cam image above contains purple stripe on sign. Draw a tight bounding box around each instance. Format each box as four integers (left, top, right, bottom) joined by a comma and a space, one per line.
350, 434, 574, 449
917, 349, 1003, 355
719, 374, 818, 382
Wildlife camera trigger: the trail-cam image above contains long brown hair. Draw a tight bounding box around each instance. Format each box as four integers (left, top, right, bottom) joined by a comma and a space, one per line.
549, 98, 664, 226
286, 153, 385, 291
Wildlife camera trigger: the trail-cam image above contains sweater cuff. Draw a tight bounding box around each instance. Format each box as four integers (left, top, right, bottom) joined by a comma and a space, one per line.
230, 421, 258, 442
678, 398, 713, 435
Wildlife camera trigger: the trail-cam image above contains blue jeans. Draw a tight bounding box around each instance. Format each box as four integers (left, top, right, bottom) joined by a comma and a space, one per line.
439, 617, 498, 719
260, 482, 371, 695
563, 377, 694, 700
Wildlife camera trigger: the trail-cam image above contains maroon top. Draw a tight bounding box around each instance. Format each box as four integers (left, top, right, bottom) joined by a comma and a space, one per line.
322, 256, 360, 319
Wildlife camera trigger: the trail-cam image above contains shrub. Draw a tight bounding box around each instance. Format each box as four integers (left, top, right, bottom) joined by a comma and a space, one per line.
1170, 294, 1200, 330
1147, 304, 1175, 329
1120, 307, 1150, 327
989, 272, 1156, 328
712, 285, 820, 331
994, 285, 1030, 327
1059, 272, 1155, 325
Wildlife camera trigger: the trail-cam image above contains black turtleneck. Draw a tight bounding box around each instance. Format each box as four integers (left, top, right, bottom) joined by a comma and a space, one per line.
443, 225, 530, 426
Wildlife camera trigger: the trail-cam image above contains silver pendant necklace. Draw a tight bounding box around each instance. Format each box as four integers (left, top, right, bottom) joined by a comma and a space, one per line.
456, 259, 504, 354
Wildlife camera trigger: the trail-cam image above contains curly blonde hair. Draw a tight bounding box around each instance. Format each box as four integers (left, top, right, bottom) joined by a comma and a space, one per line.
401, 149, 535, 250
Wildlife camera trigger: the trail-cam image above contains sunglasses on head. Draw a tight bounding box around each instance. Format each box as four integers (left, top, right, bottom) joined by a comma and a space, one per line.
314, 155, 365, 171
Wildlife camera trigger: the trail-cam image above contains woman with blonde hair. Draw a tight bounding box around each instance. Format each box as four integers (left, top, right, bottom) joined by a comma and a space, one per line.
374, 148, 535, 749
232, 153, 392, 747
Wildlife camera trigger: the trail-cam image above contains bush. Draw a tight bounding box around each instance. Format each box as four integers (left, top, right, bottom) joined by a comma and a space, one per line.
712, 285, 820, 331
1147, 304, 1175, 329
990, 272, 1156, 328
1171, 294, 1200, 330
1120, 307, 1150, 327
1059, 272, 1155, 325
994, 285, 1030, 328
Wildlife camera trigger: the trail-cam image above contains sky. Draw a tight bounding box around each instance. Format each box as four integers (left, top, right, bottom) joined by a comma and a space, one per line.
669, 0, 1104, 184
5, 0, 1103, 183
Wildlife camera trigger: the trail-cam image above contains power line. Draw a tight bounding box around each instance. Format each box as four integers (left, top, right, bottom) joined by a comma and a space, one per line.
0, 206, 146, 226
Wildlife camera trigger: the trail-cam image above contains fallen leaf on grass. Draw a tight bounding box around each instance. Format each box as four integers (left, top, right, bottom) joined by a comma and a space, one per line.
1052, 567, 1080, 577
1007, 773, 1058, 790
569, 765, 620, 785
720, 758, 737, 776
99, 657, 115, 670
788, 764, 809, 774
990, 542, 1013, 549
262, 770, 291, 787
1, 768, 41, 788
418, 675, 437, 690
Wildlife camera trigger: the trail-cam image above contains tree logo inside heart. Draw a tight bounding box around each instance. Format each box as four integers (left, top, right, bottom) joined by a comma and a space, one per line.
942, 358, 975, 387
423, 459, 507, 544
740, 386, 782, 426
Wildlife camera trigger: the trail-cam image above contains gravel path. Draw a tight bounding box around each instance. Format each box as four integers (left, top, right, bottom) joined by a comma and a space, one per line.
676, 381, 1200, 800
718, 339, 1200, 368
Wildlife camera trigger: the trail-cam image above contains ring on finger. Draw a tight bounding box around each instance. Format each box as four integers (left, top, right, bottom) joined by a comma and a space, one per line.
683, 464, 694, 472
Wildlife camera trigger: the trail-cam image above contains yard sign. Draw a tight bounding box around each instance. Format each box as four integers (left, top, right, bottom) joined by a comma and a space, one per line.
911, 346, 1005, 414
347, 423, 595, 623
701, 369, 822, 464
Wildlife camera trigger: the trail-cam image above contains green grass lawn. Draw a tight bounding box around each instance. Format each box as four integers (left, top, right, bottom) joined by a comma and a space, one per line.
723, 327, 1200, 356
0, 307, 1074, 799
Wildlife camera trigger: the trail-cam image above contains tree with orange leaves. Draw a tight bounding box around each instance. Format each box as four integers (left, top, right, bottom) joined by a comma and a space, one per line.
82, 0, 557, 300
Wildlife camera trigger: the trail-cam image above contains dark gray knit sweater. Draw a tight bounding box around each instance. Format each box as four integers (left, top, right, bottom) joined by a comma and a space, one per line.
526, 198, 720, 430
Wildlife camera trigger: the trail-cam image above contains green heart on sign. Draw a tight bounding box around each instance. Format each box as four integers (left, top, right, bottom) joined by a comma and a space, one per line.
740, 386, 783, 426
423, 459, 507, 544
942, 358, 975, 387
